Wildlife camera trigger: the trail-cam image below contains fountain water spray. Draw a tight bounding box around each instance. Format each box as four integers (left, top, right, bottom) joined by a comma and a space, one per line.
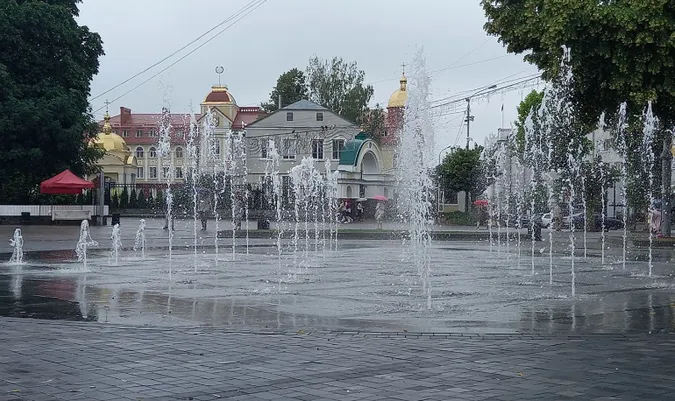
201, 111, 220, 262
187, 113, 200, 267
581, 172, 588, 259
566, 143, 581, 298
325, 159, 339, 251
524, 110, 539, 276
75, 220, 98, 270
642, 102, 657, 277
290, 157, 324, 270
9, 228, 24, 264
395, 49, 435, 310
158, 107, 174, 279
265, 139, 283, 282
600, 163, 606, 265
514, 159, 524, 269
617, 102, 629, 270
110, 223, 122, 265
545, 138, 555, 286
133, 219, 146, 259
597, 113, 607, 265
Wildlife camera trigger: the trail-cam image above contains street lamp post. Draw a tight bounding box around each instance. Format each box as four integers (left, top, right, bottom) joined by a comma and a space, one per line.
465, 84, 497, 150
463, 84, 497, 212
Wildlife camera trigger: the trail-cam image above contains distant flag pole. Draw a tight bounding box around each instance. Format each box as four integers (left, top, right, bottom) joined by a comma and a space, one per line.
501, 103, 504, 128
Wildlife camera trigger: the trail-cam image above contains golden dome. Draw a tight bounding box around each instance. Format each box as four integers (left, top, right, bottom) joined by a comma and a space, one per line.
387, 73, 408, 108
92, 112, 129, 153
203, 84, 236, 104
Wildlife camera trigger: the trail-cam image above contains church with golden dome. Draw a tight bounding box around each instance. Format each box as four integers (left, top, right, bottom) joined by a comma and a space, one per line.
88, 112, 138, 186
93, 82, 265, 188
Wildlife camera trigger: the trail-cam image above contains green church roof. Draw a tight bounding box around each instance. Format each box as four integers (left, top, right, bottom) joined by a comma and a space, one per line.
339, 132, 369, 166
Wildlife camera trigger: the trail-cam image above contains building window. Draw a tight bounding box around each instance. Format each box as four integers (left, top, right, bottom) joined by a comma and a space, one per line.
162, 167, 170, 179
122, 130, 128, 137
175, 147, 183, 159
136, 130, 143, 137
149, 167, 157, 179
137, 167, 144, 179
286, 112, 294, 122
214, 141, 221, 155
260, 140, 269, 159
175, 131, 184, 139
135, 147, 144, 158
282, 138, 296, 160
332, 139, 345, 160
359, 185, 366, 198
148, 130, 158, 137
393, 153, 399, 168
149, 147, 157, 158
175, 167, 183, 179
316, 112, 324, 122
312, 139, 324, 159
445, 191, 459, 204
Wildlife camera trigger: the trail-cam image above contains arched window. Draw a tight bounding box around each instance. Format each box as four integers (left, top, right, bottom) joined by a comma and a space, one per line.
149, 147, 157, 158
135, 147, 144, 158
384, 187, 389, 198
346, 186, 353, 198
175, 147, 183, 159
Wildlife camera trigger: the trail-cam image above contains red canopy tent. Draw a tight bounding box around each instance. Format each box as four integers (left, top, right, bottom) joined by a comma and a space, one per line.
40, 170, 95, 195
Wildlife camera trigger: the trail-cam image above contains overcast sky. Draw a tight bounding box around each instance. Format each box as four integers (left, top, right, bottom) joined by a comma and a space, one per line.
78, 0, 542, 155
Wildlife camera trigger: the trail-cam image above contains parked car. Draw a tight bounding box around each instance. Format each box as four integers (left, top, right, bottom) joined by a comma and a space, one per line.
540, 213, 552, 228
567, 212, 624, 230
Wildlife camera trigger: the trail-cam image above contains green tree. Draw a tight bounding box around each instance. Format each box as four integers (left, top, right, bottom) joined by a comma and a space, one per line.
482, 0, 675, 126
436, 147, 486, 202
306, 56, 374, 124
360, 104, 387, 143
129, 188, 138, 208
136, 189, 147, 209
514, 90, 544, 159
119, 187, 129, 209
0, 0, 104, 203
261, 68, 308, 112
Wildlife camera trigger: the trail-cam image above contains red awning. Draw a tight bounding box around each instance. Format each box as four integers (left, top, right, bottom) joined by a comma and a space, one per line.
40, 170, 95, 195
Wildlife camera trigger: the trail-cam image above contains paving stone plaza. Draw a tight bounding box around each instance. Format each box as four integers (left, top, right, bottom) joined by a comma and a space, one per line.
1, 219, 674, 400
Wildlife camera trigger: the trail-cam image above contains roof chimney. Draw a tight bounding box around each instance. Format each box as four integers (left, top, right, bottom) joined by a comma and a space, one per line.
120, 107, 132, 125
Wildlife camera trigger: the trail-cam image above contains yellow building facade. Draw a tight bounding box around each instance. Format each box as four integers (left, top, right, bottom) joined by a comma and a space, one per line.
88, 112, 138, 185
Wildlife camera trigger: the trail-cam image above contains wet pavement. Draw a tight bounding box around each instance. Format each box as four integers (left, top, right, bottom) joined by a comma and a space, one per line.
2, 224, 675, 399
1, 234, 674, 334
1, 318, 675, 400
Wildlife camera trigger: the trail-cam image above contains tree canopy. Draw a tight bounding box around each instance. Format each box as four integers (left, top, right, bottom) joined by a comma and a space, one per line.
436, 146, 486, 201
514, 90, 543, 159
0, 0, 104, 203
482, 0, 675, 126
260, 68, 308, 113
306, 56, 374, 124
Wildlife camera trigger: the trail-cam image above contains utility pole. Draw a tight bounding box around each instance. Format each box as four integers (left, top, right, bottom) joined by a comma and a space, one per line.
661, 137, 672, 236
465, 98, 474, 150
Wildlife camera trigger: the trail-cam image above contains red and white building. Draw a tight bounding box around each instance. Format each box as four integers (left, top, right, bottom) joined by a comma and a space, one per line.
95, 84, 265, 186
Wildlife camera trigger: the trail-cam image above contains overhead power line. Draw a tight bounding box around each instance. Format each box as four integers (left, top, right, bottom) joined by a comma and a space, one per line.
429, 75, 542, 110
92, 0, 267, 115
430, 71, 540, 104
90, 0, 265, 102
366, 54, 511, 85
